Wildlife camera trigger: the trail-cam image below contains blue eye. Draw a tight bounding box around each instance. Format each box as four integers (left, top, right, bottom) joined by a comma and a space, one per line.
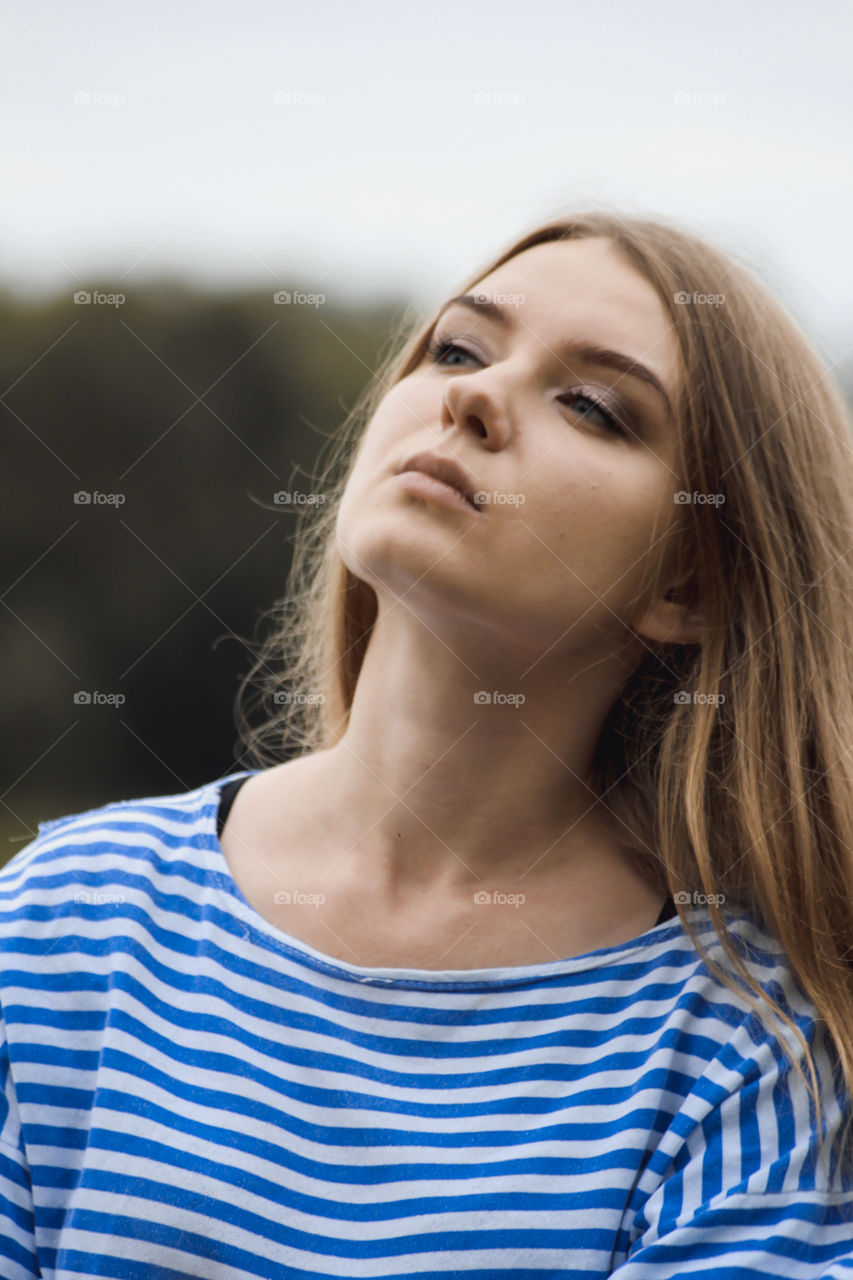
425, 337, 479, 367
558, 390, 627, 438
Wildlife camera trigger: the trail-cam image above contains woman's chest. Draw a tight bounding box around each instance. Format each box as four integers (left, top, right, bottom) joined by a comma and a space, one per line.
26, 1013, 660, 1278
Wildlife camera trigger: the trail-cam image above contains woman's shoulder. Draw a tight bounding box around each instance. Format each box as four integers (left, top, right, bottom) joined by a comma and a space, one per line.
0, 774, 238, 939
5, 777, 215, 859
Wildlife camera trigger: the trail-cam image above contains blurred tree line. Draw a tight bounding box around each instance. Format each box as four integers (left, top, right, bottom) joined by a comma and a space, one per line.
1, 282, 405, 866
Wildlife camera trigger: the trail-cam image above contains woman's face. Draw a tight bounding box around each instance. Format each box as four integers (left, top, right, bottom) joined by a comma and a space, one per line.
335, 236, 687, 658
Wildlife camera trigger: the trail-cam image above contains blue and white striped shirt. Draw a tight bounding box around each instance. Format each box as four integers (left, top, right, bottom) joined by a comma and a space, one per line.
1, 770, 852, 1278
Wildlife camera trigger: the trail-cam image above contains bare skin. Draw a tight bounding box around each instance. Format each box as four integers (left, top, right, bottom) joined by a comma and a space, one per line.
220, 236, 702, 970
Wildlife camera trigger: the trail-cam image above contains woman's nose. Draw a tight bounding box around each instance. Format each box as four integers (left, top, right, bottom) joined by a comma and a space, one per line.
441, 373, 512, 447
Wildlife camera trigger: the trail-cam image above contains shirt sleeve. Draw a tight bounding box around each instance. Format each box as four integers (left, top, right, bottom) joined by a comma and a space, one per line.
610, 1005, 853, 1279
611, 1187, 853, 1278
0, 1002, 40, 1280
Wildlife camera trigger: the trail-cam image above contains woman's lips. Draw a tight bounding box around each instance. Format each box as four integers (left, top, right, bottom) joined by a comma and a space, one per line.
396, 450, 482, 511
394, 470, 481, 514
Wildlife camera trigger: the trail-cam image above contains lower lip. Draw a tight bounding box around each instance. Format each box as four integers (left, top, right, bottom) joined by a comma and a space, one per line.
394, 470, 480, 515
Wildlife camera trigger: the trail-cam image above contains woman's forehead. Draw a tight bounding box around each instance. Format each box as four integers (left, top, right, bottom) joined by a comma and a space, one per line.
462, 238, 680, 391
474, 239, 660, 320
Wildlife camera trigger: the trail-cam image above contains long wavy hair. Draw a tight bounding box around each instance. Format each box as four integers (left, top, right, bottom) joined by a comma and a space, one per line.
235, 207, 853, 1181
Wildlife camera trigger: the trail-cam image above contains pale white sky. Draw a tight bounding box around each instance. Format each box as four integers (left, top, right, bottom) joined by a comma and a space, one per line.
2, 0, 852, 359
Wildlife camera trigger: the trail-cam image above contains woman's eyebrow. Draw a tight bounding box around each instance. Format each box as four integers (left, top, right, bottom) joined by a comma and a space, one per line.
438, 293, 673, 420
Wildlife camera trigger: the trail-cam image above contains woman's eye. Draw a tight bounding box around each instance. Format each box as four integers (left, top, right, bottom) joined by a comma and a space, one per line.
425, 337, 480, 368
559, 391, 627, 438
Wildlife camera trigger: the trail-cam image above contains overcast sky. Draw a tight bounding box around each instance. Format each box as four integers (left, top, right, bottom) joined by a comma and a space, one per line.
2, 0, 852, 359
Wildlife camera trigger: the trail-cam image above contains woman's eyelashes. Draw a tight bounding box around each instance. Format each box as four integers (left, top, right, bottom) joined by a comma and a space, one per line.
423, 334, 631, 438
424, 336, 483, 369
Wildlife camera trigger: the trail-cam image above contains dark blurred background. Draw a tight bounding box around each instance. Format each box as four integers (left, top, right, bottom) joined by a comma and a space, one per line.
1, 284, 400, 862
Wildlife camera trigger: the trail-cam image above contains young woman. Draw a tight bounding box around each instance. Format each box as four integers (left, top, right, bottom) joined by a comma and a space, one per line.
2, 209, 853, 1278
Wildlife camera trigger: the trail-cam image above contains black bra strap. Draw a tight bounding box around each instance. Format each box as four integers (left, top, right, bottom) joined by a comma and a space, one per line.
217, 776, 251, 838
655, 895, 677, 925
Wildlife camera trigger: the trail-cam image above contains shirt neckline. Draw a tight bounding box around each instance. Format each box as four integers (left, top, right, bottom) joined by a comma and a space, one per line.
201, 770, 690, 989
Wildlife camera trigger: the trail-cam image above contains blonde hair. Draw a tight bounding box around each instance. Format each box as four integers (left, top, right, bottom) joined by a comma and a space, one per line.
235, 207, 853, 1180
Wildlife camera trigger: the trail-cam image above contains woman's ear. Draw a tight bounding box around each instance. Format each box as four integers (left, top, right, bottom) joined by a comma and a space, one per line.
633, 584, 703, 646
